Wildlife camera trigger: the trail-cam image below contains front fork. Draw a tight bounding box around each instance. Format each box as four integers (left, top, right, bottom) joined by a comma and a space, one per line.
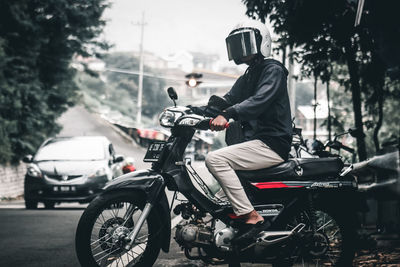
124, 203, 153, 250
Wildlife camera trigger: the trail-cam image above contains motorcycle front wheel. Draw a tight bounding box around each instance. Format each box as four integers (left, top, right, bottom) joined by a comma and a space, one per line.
75, 191, 162, 267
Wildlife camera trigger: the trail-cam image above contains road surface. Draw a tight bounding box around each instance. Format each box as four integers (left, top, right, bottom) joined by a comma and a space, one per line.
0, 106, 212, 267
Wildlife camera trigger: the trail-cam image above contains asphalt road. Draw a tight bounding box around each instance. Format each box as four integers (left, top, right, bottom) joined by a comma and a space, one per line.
0, 106, 213, 267
0, 201, 209, 267
56, 106, 150, 170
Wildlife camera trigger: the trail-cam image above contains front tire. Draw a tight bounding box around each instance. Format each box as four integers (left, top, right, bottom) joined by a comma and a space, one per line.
75, 191, 162, 267
25, 199, 38, 209
44, 201, 55, 209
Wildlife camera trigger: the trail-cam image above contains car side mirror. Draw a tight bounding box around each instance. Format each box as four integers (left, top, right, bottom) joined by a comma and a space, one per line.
113, 155, 124, 163
22, 155, 33, 163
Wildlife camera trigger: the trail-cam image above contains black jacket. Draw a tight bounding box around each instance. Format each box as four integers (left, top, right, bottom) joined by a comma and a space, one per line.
223, 58, 292, 160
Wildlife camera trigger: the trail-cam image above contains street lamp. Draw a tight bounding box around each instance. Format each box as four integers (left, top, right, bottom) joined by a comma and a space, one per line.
185, 73, 203, 87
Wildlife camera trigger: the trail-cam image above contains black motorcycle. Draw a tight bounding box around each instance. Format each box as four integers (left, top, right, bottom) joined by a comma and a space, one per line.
75, 87, 359, 267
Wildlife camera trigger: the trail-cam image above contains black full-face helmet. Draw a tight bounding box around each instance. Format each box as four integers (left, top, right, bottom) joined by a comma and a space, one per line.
225, 20, 272, 65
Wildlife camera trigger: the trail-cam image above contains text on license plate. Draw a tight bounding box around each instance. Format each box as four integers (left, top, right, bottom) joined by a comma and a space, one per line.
53, 186, 76, 192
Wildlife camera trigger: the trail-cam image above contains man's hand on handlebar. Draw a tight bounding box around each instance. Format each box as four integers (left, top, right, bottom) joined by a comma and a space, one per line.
210, 115, 228, 131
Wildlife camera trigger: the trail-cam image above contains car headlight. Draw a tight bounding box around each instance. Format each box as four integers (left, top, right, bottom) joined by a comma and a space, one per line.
159, 110, 176, 127
88, 167, 107, 178
27, 164, 42, 178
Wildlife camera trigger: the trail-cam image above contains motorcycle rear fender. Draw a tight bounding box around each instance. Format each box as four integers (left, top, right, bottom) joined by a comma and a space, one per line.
102, 169, 171, 253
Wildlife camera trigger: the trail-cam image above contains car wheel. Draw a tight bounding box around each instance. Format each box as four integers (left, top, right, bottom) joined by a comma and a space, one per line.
25, 199, 38, 209
44, 201, 55, 209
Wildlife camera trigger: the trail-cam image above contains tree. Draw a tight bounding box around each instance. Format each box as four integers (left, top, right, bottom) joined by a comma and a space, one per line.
103, 52, 169, 120
243, 0, 399, 160
0, 0, 109, 163
76, 52, 169, 125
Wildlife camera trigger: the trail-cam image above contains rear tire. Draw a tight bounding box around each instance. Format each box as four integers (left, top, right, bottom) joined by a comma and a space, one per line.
273, 204, 356, 267
75, 191, 162, 267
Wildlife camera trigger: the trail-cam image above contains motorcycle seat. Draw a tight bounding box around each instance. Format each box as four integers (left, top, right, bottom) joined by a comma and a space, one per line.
236, 157, 344, 182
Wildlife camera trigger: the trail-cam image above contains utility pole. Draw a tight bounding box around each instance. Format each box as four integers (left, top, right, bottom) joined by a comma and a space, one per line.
133, 12, 147, 126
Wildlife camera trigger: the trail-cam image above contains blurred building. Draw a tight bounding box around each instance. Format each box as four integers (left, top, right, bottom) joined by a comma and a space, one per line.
296, 101, 329, 141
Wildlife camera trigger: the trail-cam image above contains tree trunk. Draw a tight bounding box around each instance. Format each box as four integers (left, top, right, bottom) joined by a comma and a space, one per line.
372, 54, 386, 154
373, 89, 383, 153
326, 79, 332, 141
281, 46, 286, 67
344, 40, 367, 161
313, 75, 318, 140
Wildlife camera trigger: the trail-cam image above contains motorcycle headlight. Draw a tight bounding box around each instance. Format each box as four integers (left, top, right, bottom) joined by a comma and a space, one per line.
88, 167, 107, 178
27, 164, 42, 178
159, 111, 176, 127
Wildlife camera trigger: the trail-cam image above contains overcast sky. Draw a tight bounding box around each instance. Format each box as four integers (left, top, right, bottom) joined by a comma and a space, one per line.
102, 0, 253, 62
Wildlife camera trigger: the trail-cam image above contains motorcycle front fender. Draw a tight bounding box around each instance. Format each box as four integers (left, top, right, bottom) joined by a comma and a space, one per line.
103, 169, 164, 203
102, 169, 171, 252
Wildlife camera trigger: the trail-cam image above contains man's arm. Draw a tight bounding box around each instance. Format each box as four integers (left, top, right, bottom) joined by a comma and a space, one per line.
223, 75, 245, 105
222, 65, 286, 121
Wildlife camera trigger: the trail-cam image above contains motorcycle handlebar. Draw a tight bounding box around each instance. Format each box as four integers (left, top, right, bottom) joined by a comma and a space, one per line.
341, 144, 355, 153
209, 119, 230, 130
195, 118, 229, 131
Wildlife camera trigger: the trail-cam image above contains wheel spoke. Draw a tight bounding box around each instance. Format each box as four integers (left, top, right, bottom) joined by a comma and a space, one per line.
91, 234, 113, 246
95, 246, 121, 264
100, 213, 107, 224
317, 219, 332, 232
329, 229, 339, 239
84, 199, 153, 267
284, 209, 345, 267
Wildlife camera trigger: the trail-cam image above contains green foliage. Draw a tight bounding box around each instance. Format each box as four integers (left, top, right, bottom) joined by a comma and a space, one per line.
243, 0, 399, 159
78, 52, 169, 124
0, 0, 109, 163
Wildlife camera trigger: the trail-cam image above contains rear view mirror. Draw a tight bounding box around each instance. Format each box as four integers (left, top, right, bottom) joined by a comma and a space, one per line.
167, 87, 178, 100
348, 128, 365, 138
22, 155, 33, 163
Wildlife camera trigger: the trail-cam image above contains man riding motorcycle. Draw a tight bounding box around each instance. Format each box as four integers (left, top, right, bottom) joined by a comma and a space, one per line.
206, 19, 292, 243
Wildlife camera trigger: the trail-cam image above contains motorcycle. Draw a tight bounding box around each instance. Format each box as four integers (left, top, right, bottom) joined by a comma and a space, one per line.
75, 87, 359, 267
294, 126, 400, 235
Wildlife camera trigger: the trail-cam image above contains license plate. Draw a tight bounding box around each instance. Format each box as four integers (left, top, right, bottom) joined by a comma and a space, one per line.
53, 186, 76, 192
143, 141, 167, 162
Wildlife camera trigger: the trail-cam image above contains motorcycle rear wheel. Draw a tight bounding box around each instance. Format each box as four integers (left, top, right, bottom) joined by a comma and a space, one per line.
75, 191, 162, 267
273, 205, 356, 267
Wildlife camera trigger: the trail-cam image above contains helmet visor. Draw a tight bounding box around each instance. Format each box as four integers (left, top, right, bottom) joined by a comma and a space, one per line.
226, 29, 259, 62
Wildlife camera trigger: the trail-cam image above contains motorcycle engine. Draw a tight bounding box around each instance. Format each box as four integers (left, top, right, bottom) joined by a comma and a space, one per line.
175, 223, 214, 248
175, 222, 236, 252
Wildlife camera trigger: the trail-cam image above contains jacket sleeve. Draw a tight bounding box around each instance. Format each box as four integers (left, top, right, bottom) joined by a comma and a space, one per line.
231, 65, 285, 121
223, 75, 245, 105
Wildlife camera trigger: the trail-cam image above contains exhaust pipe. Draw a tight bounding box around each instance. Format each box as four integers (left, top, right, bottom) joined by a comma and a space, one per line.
256, 223, 306, 247
241, 223, 305, 251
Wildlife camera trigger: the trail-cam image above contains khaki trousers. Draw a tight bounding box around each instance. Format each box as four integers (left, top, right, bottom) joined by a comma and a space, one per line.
205, 140, 284, 215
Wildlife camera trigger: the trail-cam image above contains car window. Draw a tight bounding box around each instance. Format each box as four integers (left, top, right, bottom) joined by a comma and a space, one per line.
35, 139, 106, 161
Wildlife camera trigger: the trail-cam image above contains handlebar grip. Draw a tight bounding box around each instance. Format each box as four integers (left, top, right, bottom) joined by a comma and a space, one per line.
209, 119, 230, 129
341, 144, 355, 153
